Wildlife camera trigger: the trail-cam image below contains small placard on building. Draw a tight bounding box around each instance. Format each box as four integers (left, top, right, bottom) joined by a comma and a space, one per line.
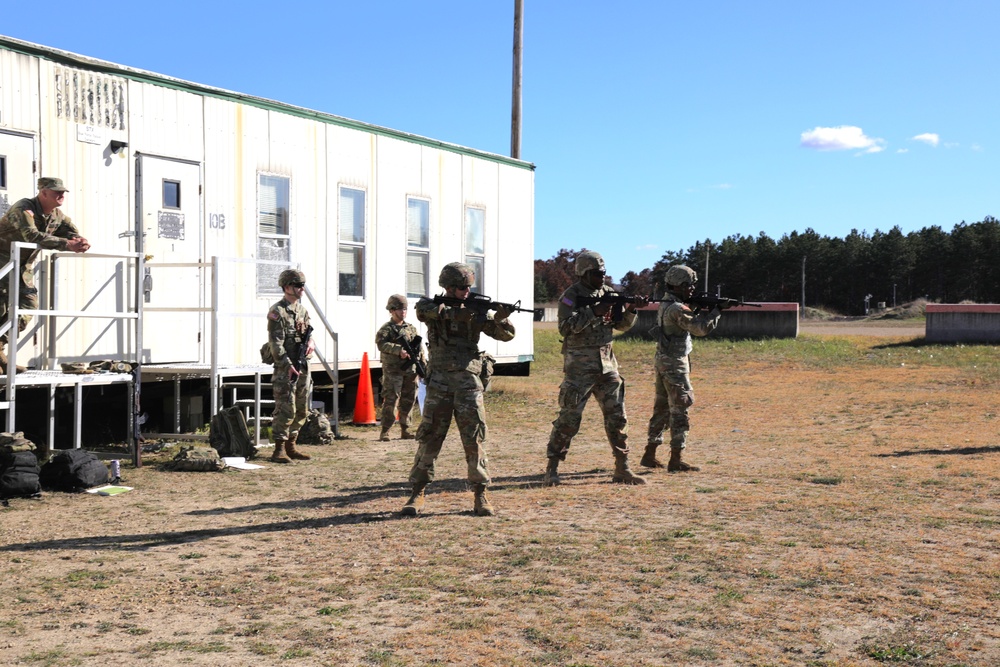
157, 211, 185, 240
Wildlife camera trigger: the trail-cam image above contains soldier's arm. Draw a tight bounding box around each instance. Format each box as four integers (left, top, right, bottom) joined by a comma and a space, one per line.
556, 294, 603, 337
267, 311, 290, 366
414, 297, 441, 323
12, 209, 74, 250
375, 324, 404, 356
483, 316, 515, 342
671, 305, 720, 337
613, 309, 639, 333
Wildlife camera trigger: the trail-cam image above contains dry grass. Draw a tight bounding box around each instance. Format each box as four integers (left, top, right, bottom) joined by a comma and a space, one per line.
1, 325, 998, 666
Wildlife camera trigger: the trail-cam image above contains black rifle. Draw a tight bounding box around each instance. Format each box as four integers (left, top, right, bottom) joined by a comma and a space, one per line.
397, 334, 427, 379
295, 325, 314, 373
433, 292, 542, 323
575, 293, 664, 323
685, 292, 763, 314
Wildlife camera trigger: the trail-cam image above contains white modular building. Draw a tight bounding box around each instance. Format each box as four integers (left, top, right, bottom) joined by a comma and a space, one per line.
0, 35, 536, 444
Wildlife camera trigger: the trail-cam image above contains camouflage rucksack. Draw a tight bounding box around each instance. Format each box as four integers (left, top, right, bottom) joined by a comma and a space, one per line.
297, 409, 334, 445
170, 445, 227, 472
209, 406, 257, 460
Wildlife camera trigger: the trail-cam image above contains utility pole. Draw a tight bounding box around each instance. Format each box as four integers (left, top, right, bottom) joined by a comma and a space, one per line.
510, 0, 523, 159
801, 256, 806, 310
704, 243, 710, 293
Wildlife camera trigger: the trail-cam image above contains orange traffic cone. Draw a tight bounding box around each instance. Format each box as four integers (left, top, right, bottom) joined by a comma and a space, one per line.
352, 352, 378, 425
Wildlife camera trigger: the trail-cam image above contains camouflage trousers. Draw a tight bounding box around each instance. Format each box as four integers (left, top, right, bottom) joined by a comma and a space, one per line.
271, 364, 313, 441
380, 368, 419, 429
647, 357, 694, 451
0, 274, 38, 343
546, 347, 630, 460
409, 369, 490, 486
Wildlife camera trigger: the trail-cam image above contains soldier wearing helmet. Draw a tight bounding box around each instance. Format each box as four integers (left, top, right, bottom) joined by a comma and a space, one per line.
644, 264, 720, 472
375, 294, 426, 441
266, 268, 314, 463
543, 250, 649, 487
400, 262, 516, 518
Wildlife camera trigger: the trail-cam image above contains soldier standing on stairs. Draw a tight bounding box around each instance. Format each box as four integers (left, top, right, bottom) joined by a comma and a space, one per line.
400, 263, 515, 517
543, 250, 649, 487
0, 177, 90, 373
644, 265, 720, 472
266, 269, 315, 464
374, 294, 425, 442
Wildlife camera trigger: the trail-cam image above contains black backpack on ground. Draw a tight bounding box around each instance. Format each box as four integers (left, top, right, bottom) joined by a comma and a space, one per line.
0, 450, 42, 499
209, 406, 257, 460
40, 449, 110, 491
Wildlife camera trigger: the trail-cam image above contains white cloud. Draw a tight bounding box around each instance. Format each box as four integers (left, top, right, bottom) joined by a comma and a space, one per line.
896, 148, 909, 154
711, 183, 733, 190
913, 133, 940, 147
800, 125, 886, 153
635, 244, 657, 251
971, 143, 983, 152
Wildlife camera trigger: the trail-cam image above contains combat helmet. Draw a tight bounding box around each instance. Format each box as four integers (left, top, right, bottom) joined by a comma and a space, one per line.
574, 250, 606, 276
278, 269, 306, 288
438, 262, 475, 289
665, 265, 697, 287
386, 294, 408, 311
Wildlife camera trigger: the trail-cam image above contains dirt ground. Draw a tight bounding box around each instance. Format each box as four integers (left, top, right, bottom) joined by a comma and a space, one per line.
1, 321, 997, 666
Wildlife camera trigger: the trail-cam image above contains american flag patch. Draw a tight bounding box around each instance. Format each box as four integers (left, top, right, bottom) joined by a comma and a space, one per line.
561, 297, 574, 307
267, 311, 280, 321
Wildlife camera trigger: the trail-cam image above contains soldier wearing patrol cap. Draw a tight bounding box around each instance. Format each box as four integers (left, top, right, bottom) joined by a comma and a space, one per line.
543, 250, 649, 487
266, 268, 314, 463
400, 262, 515, 518
644, 264, 720, 472
0, 177, 90, 372
374, 293, 425, 441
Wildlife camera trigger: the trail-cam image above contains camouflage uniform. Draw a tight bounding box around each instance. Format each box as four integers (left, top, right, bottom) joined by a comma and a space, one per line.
646, 290, 719, 457
267, 297, 312, 443
0, 196, 83, 338
546, 281, 638, 462
408, 297, 514, 487
375, 317, 424, 436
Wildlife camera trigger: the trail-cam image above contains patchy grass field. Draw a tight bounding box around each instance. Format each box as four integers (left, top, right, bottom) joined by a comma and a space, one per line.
2, 324, 998, 666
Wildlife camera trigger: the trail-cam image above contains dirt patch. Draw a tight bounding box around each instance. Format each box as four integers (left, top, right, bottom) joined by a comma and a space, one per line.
1, 326, 997, 666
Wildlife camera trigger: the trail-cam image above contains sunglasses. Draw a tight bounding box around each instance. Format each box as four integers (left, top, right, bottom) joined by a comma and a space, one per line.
290, 282, 305, 288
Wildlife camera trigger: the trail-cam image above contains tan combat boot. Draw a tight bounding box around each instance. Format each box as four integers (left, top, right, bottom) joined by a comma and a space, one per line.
667, 449, 699, 472
543, 458, 561, 487
612, 454, 648, 485
378, 426, 391, 442
473, 483, 495, 516
640, 443, 666, 468
401, 482, 427, 516
270, 439, 292, 464
399, 425, 415, 440
285, 435, 310, 461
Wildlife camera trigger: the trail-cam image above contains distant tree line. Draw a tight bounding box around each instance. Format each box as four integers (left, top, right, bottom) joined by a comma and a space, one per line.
535, 217, 999, 315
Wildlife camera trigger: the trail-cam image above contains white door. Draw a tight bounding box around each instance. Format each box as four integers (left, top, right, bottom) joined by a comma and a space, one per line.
137, 155, 203, 363
0, 131, 35, 220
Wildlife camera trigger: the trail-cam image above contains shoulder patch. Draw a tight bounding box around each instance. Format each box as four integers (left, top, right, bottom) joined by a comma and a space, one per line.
267, 310, 280, 321
561, 296, 575, 307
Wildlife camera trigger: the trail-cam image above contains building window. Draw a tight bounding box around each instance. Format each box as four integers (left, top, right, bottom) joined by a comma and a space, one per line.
163, 180, 180, 209
0, 155, 7, 189
464, 206, 485, 293
406, 197, 430, 298
257, 174, 290, 295
339, 186, 366, 297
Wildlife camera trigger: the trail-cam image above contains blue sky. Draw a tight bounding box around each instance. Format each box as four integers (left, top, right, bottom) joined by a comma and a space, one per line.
4, 1, 996, 281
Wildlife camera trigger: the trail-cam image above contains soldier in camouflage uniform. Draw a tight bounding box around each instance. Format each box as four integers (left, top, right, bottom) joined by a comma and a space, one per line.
266, 269, 314, 464
0, 177, 90, 372
375, 294, 425, 441
644, 265, 720, 472
544, 250, 649, 486
401, 263, 515, 517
